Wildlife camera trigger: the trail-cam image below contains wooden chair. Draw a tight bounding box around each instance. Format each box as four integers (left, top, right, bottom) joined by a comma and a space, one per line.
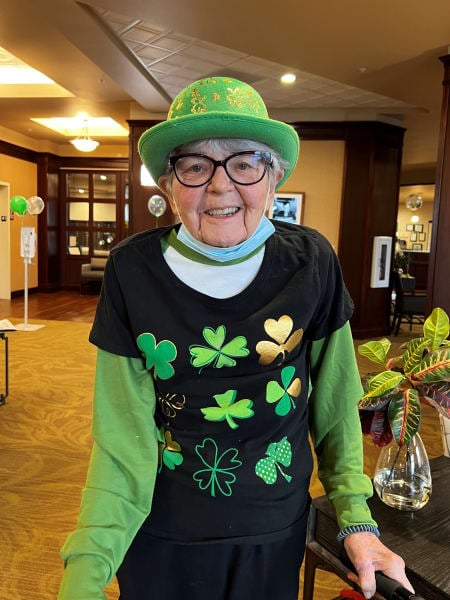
390, 271, 427, 335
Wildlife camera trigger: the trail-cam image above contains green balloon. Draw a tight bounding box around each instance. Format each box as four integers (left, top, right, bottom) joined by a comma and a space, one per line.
10, 195, 28, 215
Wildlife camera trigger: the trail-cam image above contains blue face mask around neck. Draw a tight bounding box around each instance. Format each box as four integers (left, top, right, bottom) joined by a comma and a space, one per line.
176, 216, 275, 263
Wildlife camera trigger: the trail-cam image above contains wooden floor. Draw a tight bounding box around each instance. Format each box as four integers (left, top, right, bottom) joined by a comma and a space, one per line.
0, 290, 99, 323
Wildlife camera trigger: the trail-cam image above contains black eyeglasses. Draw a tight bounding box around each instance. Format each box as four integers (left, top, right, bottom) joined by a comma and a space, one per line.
168, 151, 273, 187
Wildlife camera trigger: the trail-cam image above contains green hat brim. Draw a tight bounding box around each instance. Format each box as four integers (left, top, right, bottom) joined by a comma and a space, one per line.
138, 112, 299, 190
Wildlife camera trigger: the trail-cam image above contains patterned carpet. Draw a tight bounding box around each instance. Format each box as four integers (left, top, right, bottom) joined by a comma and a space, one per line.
0, 320, 443, 600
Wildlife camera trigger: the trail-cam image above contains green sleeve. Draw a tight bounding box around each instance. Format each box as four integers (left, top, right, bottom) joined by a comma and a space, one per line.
308, 322, 378, 531
58, 349, 159, 600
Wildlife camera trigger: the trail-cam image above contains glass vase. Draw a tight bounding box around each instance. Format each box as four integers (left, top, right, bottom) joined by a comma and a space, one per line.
373, 433, 432, 511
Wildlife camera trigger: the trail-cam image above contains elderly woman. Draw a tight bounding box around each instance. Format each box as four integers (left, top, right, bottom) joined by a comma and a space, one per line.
58, 76, 412, 600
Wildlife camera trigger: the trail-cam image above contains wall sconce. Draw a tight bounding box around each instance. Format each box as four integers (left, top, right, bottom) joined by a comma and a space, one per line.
411, 214, 420, 223
70, 120, 99, 152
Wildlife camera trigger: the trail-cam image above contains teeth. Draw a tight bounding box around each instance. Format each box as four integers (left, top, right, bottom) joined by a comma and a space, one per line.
206, 207, 239, 216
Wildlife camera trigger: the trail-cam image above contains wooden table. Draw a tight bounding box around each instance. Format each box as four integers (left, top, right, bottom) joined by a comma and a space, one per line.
303, 456, 450, 600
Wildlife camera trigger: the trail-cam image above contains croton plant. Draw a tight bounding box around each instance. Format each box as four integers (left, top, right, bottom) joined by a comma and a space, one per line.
358, 307, 450, 447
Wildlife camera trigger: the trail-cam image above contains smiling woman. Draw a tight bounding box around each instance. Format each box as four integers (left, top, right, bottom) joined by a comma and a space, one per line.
58, 76, 412, 600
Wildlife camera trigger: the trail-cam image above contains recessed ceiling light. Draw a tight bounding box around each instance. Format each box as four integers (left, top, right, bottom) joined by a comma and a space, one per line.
281, 73, 296, 84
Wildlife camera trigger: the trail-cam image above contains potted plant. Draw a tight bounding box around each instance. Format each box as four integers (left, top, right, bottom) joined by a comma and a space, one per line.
357, 307, 450, 510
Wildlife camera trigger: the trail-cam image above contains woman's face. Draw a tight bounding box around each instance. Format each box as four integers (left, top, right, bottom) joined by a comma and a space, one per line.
159, 143, 283, 248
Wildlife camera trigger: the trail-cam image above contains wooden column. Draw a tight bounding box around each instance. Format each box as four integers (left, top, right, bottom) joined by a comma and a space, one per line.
296, 122, 405, 339
128, 120, 172, 235
427, 54, 450, 316
339, 123, 405, 339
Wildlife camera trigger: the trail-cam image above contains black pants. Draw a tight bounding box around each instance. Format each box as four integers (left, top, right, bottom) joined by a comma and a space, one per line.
117, 520, 307, 600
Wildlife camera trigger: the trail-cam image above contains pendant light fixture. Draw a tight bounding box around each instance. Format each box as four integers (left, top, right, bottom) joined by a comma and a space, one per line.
70, 119, 99, 152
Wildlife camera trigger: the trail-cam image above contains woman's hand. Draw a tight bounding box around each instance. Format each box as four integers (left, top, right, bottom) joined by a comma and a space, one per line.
343, 531, 414, 599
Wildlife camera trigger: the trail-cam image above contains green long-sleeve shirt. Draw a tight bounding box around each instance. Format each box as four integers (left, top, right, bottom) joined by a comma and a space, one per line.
58, 322, 375, 599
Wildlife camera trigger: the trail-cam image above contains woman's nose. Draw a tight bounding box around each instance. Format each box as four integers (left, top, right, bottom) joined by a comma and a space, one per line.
207, 165, 234, 190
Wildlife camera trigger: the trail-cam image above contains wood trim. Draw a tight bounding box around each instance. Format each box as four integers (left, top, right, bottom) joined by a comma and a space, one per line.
427, 54, 450, 315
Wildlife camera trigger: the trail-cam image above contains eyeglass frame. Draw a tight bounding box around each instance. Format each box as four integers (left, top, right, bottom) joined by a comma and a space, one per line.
168, 150, 273, 188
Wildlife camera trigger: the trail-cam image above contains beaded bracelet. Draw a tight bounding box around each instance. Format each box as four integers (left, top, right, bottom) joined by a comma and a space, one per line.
337, 524, 380, 543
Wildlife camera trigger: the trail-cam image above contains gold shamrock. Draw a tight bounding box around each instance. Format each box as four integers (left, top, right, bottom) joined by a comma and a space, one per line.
256, 315, 303, 366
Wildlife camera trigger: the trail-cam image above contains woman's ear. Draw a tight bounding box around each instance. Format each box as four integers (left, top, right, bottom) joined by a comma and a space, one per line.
158, 175, 178, 215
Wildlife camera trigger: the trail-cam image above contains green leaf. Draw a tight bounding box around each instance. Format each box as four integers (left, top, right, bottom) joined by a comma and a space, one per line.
415, 381, 450, 418
358, 394, 391, 411
201, 390, 254, 429
362, 371, 406, 399
423, 307, 450, 350
403, 337, 430, 376
388, 388, 421, 446
412, 348, 450, 383
358, 338, 391, 367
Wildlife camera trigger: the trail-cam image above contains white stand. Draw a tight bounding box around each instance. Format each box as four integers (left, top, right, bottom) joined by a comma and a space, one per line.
15, 227, 44, 331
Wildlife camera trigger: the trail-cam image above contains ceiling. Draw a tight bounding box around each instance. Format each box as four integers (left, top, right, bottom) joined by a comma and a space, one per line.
0, 0, 449, 172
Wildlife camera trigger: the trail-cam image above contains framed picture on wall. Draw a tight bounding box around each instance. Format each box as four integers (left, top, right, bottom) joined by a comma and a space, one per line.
410, 232, 417, 242
406, 224, 414, 231
268, 193, 304, 225
412, 243, 423, 251
419, 232, 426, 242
414, 223, 424, 232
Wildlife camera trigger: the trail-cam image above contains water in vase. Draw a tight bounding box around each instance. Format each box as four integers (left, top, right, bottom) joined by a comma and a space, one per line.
373, 433, 432, 511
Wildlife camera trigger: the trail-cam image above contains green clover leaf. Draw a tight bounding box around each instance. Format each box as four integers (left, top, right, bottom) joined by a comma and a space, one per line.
266, 365, 301, 416
255, 436, 292, 484
189, 325, 249, 370
137, 333, 177, 380
201, 389, 254, 429
193, 437, 242, 497
157, 427, 184, 473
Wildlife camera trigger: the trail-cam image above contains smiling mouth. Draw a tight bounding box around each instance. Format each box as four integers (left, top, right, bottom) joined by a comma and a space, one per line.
205, 207, 240, 217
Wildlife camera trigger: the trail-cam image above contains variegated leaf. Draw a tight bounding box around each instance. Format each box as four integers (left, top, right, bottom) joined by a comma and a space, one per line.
388, 389, 421, 446
358, 338, 391, 367
423, 307, 450, 350
370, 409, 393, 447
411, 348, 450, 383
358, 394, 391, 411
361, 371, 406, 400
416, 381, 450, 418
403, 337, 430, 376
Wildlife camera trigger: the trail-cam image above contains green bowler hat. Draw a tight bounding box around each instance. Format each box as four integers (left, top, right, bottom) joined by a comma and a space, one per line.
138, 76, 299, 189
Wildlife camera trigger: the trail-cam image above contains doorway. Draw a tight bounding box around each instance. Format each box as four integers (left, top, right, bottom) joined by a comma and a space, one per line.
0, 182, 11, 299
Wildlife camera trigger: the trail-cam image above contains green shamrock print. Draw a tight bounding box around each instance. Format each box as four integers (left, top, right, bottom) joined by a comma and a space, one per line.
201, 390, 254, 429
266, 365, 301, 416
193, 438, 242, 497
137, 333, 177, 380
255, 437, 292, 484
189, 325, 249, 370
157, 427, 184, 473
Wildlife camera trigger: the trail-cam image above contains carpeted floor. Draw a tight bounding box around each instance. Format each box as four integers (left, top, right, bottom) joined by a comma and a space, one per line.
0, 320, 444, 600
0, 320, 118, 600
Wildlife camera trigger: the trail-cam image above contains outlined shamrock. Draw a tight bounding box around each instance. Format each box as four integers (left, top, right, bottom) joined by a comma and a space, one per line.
266, 365, 301, 416
158, 392, 186, 419
201, 390, 254, 429
193, 437, 242, 497
157, 427, 184, 473
189, 325, 249, 370
137, 333, 177, 380
256, 315, 303, 366
255, 436, 292, 484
